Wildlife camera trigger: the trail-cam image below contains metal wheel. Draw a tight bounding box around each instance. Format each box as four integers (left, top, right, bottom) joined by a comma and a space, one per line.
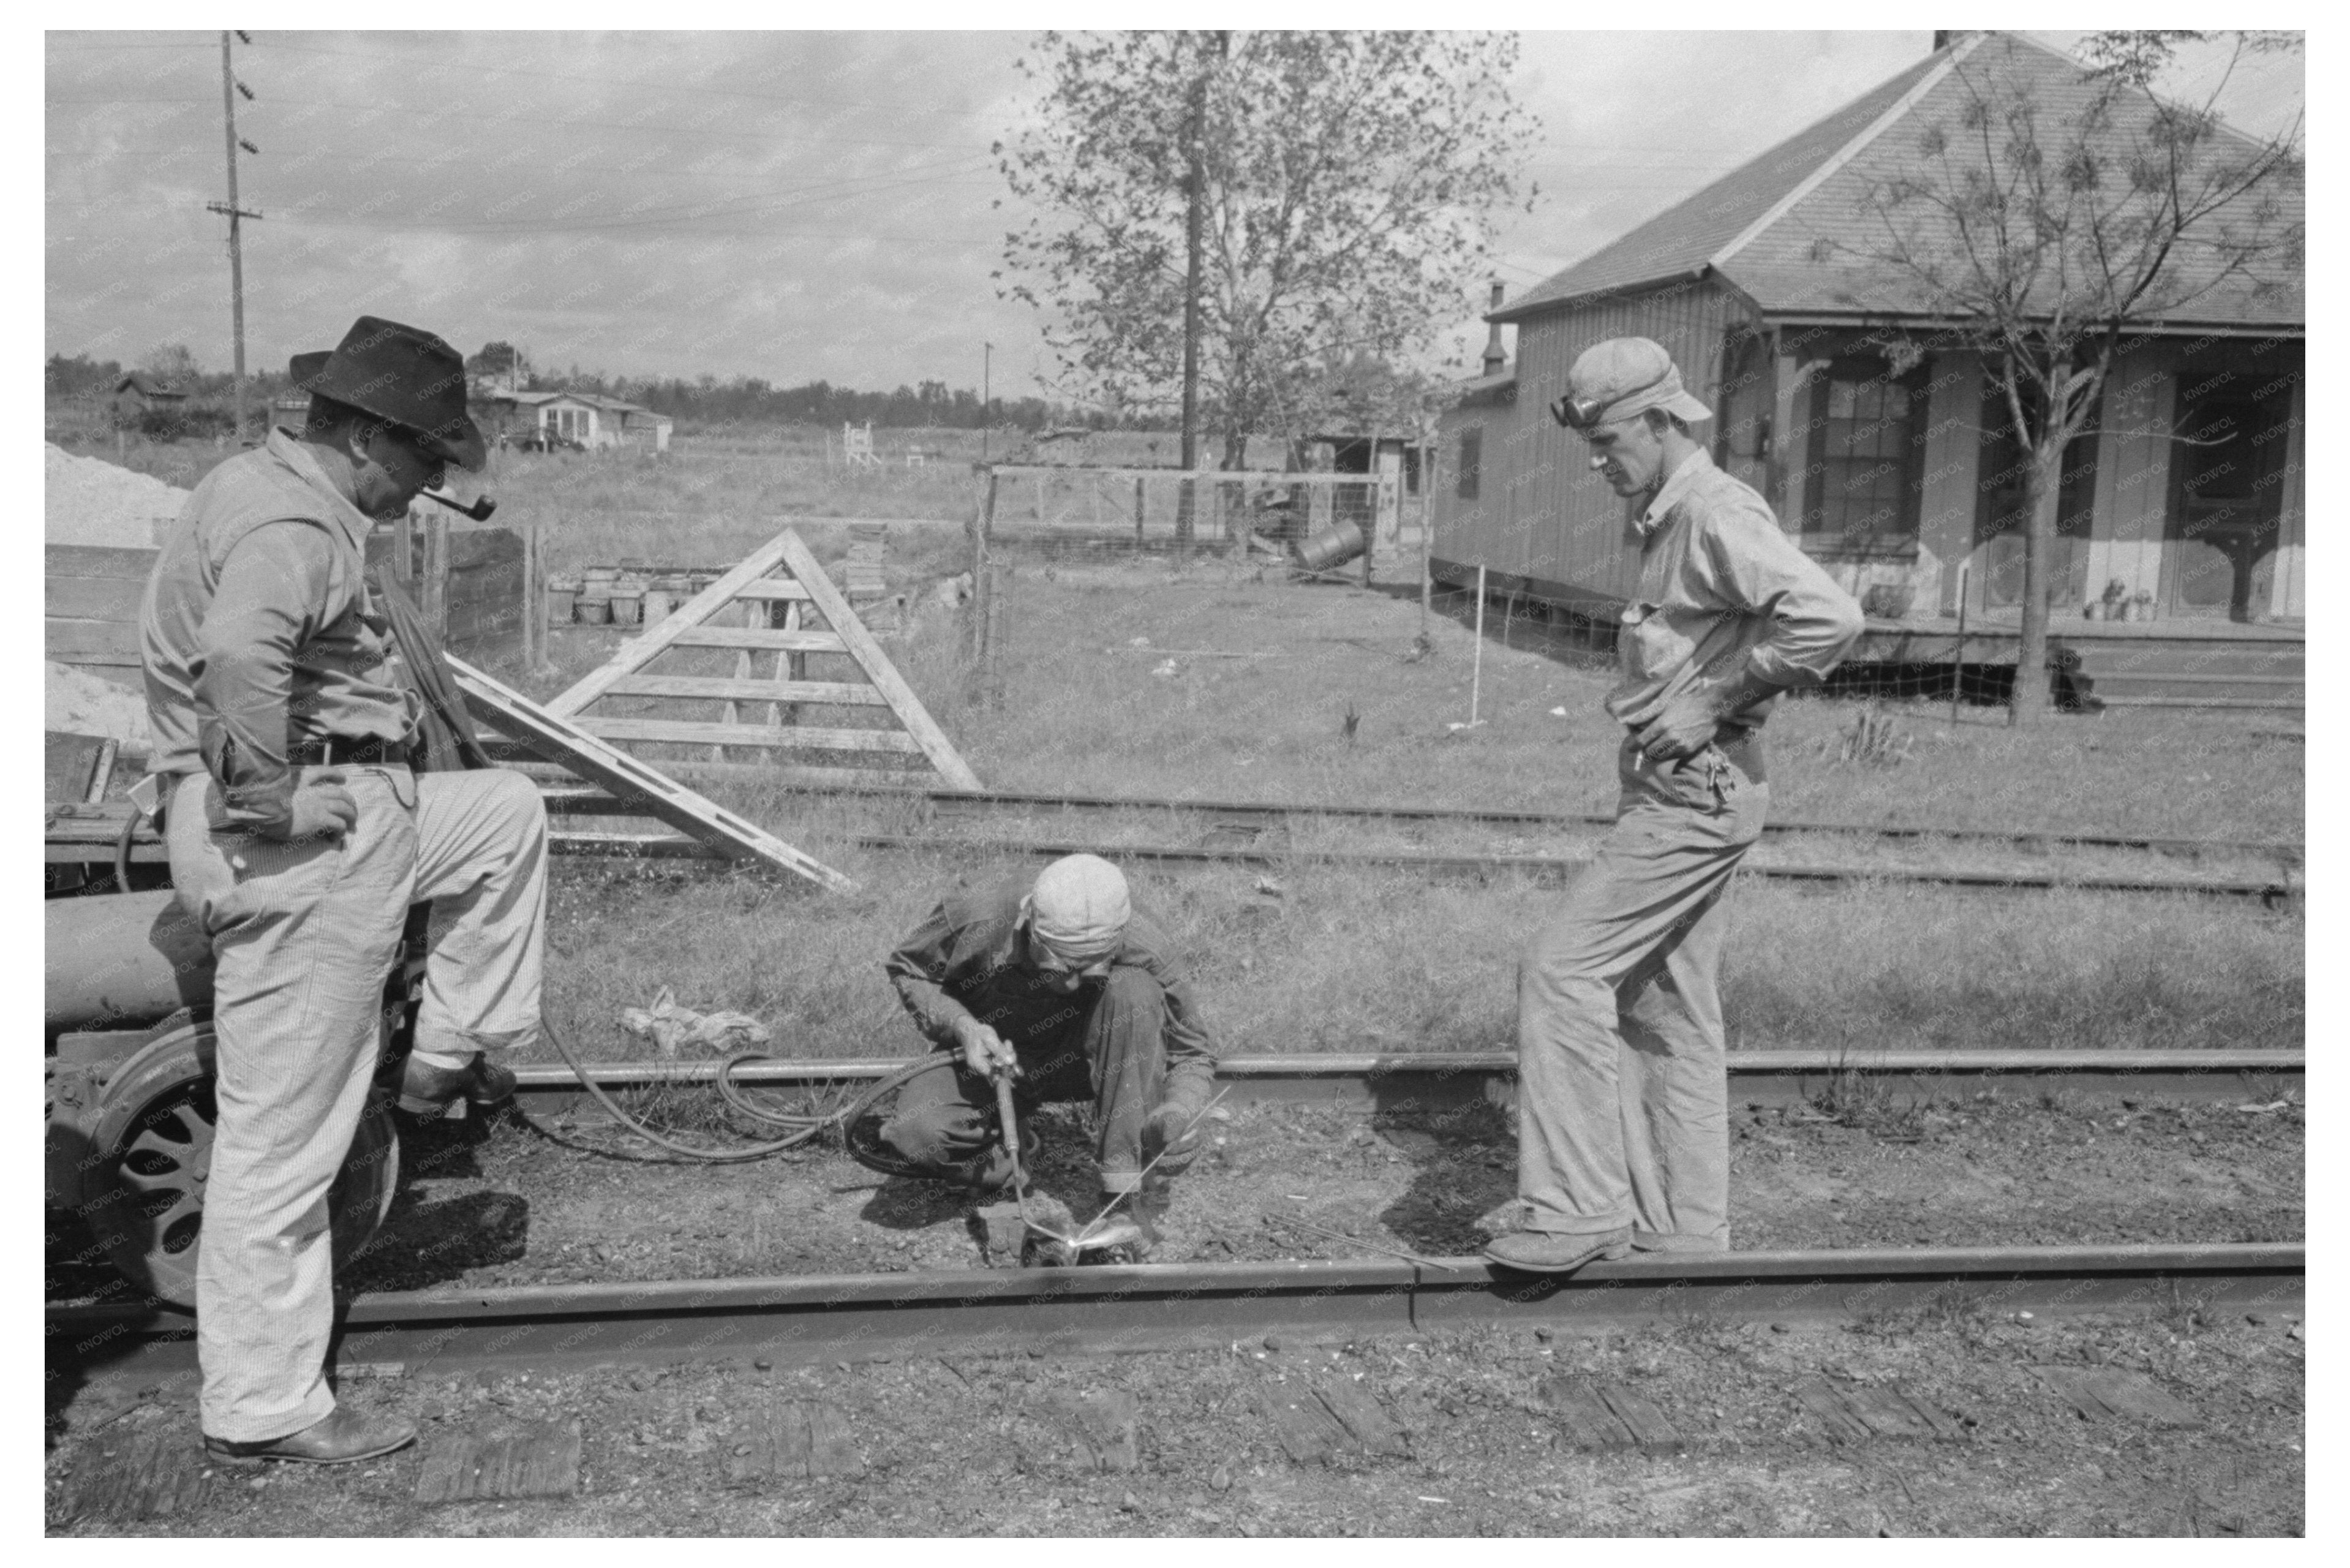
85, 1019, 400, 1310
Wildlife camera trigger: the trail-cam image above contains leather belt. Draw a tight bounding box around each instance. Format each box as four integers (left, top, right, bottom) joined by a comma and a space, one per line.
286, 737, 403, 766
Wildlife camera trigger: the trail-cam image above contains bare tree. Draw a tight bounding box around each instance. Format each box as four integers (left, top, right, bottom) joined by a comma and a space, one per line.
996, 30, 1537, 473
1839, 31, 2302, 724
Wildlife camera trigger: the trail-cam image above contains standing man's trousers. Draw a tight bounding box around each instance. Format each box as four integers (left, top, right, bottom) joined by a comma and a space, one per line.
165, 763, 548, 1442
880, 967, 1209, 1194
1515, 734, 1766, 1251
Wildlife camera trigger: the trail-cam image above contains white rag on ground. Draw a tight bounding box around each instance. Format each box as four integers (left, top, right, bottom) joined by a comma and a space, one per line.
619, 986, 773, 1058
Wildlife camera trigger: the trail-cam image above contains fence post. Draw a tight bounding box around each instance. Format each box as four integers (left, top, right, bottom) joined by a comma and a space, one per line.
521, 514, 540, 671
1134, 477, 1145, 548
984, 564, 1007, 709
421, 512, 450, 642
971, 469, 998, 669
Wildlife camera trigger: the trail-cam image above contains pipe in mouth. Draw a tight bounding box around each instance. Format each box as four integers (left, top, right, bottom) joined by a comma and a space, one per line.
418, 487, 497, 521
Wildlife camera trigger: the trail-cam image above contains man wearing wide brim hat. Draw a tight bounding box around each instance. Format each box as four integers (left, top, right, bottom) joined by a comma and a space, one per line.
141, 315, 548, 1464
1488, 337, 1864, 1276
877, 854, 1221, 1249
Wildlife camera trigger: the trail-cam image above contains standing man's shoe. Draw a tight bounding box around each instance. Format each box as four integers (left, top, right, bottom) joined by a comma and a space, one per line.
204, 1405, 418, 1466
397, 1051, 518, 1115
1483, 1226, 1633, 1275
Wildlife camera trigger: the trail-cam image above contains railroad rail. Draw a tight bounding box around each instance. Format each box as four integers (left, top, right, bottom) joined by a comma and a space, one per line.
55, 815, 2299, 902
49, 1244, 2304, 1379
503, 762, 2305, 865
512, 1049, 2305, 1112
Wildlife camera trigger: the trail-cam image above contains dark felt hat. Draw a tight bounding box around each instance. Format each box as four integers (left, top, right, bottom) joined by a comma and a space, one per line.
288, 315, 486, 472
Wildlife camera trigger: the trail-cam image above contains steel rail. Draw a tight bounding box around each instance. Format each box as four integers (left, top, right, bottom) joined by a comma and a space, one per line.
838, 832, 2298, 899
48, 1244, 2304, 1379
510, 1049, 2305, 1112
495, 760, 2303, 864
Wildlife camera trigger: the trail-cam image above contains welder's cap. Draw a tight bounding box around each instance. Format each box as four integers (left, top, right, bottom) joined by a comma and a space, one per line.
1022, 854, 1132, 965
1551, 337, 1712, 431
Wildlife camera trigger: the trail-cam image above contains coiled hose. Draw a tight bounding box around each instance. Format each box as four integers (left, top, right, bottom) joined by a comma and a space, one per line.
532, 1013, 934, 1164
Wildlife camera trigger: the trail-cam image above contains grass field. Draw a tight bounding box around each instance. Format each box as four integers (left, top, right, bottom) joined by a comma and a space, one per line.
43, 429, 2300, 1063
511, 560, 2300, 1067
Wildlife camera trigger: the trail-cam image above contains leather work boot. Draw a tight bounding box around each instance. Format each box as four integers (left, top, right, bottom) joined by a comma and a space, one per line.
205, 1405, 418, 1467
1482, 1226, 1633, 1275
397, 1052, 519, 1116
1140, 1102, 1207, 1178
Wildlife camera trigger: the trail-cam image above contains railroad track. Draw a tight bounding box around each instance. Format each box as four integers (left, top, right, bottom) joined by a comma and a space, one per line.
512, 1049, 2306, 1111
508, 763, 2304, 865
49, 1243, 2304, 1379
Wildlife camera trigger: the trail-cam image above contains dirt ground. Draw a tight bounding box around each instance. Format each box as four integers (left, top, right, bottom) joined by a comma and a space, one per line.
48, 1090, 2302, 1303
45, 1309, 2304, 1537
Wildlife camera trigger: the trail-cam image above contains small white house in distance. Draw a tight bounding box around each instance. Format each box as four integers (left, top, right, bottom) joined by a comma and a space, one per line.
475, 388, 672, 454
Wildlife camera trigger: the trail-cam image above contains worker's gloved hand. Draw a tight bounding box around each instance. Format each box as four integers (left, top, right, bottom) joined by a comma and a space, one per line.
263, 770, 358, 842
951, 1016, 1017, 1079
1632, 687, 1722, 763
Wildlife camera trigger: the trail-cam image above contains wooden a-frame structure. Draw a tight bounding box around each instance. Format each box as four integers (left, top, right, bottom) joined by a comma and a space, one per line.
548, 527, 980, 791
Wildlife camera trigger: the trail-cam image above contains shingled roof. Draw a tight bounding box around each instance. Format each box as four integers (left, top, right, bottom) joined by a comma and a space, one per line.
1494, 32, 2302, 332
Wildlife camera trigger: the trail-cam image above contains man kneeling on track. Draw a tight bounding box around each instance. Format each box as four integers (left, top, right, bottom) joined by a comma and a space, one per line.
142, 314, 549, 1467
878, 854, 1220, 1248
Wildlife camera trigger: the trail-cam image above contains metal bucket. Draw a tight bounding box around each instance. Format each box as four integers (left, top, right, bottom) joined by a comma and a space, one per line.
1294, 520, 1365, 572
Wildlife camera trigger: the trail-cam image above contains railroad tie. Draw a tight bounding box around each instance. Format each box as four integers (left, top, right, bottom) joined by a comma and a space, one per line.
1260, 1375, 1411, 1465
1538, 1376, 1687, 1453
1792, 1377, 1966, 1446
2032, 1366, 2201, 1428
724, 1400, 866, 1488
58, 1430, 213, 1524
412, 1417, 583, 1504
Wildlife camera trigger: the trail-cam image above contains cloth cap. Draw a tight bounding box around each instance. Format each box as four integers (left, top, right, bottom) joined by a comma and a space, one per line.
1554, 337, 1712, 431
1025, 854, 1131, 963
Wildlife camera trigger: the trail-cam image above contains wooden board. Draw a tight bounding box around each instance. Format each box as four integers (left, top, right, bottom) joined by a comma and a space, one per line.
581, 718, 924, 753
724, 1400, 866, 1486
668, 627, 847, 654
45, 617, 143, 665
449, 655, 856, 892
1795, 1377, 1964, 1444
46, 575, 147, 622
1310, 1376, 1412, 1458
45, 543, 161, 579
59, 1431, 214, 1525
1260, 1382, 1356, 1466
544, 525, 980, 791
413, 1418, 583, 1504
2035, 1366, 2201, 1428
1540, 1375, 1641, 1452
606, 674, 891, 706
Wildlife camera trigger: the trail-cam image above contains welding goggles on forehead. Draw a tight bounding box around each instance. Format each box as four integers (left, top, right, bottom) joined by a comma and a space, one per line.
1549, 391, 1620, 431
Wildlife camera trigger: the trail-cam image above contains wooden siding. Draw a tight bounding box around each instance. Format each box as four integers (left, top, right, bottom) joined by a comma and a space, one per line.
1433, 279, 1742, 609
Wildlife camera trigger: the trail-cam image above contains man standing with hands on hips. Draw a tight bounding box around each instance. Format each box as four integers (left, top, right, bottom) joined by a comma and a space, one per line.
1486, 337, 1863, 1275
141, 315, 550, 1464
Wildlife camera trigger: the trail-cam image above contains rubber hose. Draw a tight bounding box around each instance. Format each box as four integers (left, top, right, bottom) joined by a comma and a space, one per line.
714, 1052, 860, 1128
533, 1015, 932, 1164
113, 810, 139, 896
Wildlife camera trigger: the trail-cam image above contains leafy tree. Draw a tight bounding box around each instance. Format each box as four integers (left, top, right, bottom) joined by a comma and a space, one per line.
468, 341, 524, 381
140, 343, 201, 388
996, 30, 1537, 469
1837, 30, 2302, 725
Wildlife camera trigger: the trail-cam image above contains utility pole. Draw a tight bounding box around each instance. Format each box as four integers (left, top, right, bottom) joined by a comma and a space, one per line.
206, 31, 262, 443
981, 341, 992, 462
1175, 30, 1225, 546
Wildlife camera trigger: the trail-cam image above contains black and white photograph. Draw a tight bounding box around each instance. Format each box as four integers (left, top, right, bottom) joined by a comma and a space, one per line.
40, 18, 2308, 1539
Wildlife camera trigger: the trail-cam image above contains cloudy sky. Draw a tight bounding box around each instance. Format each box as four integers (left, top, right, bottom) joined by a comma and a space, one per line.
45, 28, 2303, 402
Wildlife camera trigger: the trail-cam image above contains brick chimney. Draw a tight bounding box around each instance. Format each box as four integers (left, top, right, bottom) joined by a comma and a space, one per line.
1481, 280, 1508, 378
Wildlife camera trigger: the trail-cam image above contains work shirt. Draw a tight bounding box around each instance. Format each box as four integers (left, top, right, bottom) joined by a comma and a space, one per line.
886, 878, 1219, 1075
1605, 449, 1864, 732
142, 429, 416, 832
